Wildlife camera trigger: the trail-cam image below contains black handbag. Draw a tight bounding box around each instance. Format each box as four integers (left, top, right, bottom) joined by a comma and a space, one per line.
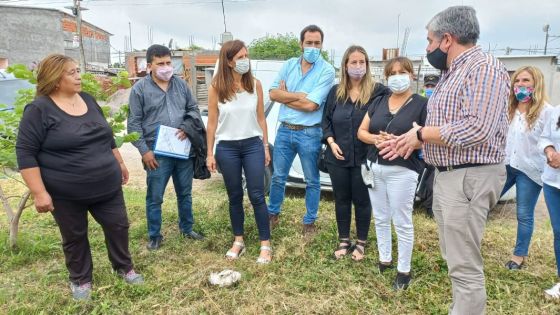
318, 144, 329, 173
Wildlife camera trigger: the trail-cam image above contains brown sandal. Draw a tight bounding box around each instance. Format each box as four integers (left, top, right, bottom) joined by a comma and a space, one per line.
333, 239, 353, 260
352, 240, 366, 261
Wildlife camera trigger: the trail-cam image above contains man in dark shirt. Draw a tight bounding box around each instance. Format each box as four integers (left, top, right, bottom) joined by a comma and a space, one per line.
128, 44, 205, 250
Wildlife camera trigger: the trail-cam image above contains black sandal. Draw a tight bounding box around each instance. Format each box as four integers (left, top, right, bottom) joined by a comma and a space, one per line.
333, 239, 353, 260
352, 240, 366, 261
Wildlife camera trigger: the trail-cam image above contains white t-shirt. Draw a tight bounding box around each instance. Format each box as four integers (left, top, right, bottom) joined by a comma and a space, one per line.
505, 103, 552, 185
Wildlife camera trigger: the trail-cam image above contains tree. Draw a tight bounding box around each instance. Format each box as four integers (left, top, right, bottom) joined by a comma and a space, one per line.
0, 64, 138, 248
248, 33, 329, 61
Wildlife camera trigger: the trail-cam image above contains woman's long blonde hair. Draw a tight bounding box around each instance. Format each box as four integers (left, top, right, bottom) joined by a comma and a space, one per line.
508, 66, 548, 129
336, 45, 374, 106
36, 54, 76, 97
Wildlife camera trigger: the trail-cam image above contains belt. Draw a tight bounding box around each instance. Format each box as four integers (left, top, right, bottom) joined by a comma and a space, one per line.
435, 163, 485, 172
281, 122, 320, 131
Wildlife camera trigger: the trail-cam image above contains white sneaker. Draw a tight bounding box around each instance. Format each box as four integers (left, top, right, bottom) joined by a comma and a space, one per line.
545, 283, 560, 299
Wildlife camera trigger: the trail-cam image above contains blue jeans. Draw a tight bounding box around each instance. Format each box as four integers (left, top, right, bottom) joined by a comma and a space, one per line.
146, 156, 194, 240
268, 125, 322, 224
544, 183, 560, 276
215, 136, 270, 240
501, 165, 542, 256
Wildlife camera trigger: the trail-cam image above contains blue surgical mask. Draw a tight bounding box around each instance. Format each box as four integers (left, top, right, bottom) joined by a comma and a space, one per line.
425, 88, 434, 98
303, 47, 321, 64
387, 74, 411, 94
234, 58, 250, 75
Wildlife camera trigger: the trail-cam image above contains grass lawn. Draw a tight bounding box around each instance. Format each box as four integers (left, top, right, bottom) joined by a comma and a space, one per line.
1, 176, 559, 314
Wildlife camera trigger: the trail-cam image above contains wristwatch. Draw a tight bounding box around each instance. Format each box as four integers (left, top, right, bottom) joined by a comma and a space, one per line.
416, 127, 424, 142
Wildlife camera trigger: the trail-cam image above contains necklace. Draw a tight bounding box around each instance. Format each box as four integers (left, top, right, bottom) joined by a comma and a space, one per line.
54, 94, 78, 109
389, 94, 413, 113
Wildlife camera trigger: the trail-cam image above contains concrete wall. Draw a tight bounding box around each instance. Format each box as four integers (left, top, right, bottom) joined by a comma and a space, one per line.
497, 55, 560, 106
0, 6, 111, 68
0, 6, 64, 67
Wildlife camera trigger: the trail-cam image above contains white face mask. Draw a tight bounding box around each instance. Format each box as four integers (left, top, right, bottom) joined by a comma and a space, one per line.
233, 58, 250, 75
387, 74, 411, 94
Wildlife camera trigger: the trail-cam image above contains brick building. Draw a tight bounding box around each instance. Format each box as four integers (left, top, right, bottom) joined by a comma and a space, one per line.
0, 5, 112, 69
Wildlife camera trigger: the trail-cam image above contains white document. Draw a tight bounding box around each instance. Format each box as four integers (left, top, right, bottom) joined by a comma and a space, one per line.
153, 125, 191, 160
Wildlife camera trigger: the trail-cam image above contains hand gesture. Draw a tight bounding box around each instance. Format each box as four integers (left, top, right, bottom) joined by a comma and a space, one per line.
329, 142, 345, 160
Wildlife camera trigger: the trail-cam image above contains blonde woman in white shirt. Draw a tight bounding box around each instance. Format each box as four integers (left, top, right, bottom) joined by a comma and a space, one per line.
206, 40, 272, 264
539, 106, 560, 298
502, 66, 552, 270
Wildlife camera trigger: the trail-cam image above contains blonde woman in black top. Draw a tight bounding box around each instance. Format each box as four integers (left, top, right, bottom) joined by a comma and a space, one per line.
322, 45, 388, 261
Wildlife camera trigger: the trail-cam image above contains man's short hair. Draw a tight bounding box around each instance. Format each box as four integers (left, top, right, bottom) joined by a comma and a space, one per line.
424, 74, 440, 86
300, 25, 324, 43
146, 44, 171, 64
426, 6, 479, 45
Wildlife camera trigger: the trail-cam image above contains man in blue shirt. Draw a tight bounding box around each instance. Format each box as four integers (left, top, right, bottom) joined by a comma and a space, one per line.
128, 44, 205, 250
268, 25, 335, 235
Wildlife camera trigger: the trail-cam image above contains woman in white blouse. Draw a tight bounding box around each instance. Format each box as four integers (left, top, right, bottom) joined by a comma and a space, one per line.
206, 40, 272, 264
540, 105, 560, 298
501, 66, 552, 270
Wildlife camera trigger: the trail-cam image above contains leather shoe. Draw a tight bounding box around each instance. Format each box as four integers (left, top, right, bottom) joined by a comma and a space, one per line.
147, 237, 162, 250
182, 231, 205, 240
302, 223, 317, 236
505, 260, 523, 270
269, 214, 279, 228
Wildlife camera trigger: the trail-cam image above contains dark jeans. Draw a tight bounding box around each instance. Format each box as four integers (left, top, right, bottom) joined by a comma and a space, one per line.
216, 136, 270, 240
544, 183, 560, 276
327, 163, 371, 241
146, 156, 194, 240
51, 189, 133, 285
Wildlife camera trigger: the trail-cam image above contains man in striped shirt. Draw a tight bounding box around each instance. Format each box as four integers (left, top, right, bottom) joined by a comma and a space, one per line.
382, 6, 510, 314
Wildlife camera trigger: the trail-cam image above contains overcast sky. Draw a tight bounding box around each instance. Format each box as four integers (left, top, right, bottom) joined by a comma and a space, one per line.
7, 0, 560, 63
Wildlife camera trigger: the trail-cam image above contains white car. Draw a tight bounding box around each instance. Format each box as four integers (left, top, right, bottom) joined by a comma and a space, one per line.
201, 59, 332, 194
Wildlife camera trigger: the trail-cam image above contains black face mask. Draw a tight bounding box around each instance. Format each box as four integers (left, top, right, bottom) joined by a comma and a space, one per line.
427, 45, 448, 71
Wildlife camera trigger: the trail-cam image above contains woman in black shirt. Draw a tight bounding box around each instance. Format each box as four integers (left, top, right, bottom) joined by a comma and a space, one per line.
16, 54, 143, 301
322, 45, 388, 261
358, 57, 427, 290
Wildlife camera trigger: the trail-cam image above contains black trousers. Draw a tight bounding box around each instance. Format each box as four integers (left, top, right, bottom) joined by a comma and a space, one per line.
51, 189, 133, 285
327, 164, 372, 241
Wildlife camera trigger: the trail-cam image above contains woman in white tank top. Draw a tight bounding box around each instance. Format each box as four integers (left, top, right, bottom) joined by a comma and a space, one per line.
206, 40, 272, 264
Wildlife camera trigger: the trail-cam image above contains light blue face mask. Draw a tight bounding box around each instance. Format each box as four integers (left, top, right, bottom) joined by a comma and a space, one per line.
425, 88, 434, 98
233, 58, 250, 75
303, 47, 321, 64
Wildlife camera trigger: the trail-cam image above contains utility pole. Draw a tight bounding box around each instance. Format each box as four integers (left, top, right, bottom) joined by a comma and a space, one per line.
129, 22, 133, 52
544, 24, 550, 55
74, 0, 86, 73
